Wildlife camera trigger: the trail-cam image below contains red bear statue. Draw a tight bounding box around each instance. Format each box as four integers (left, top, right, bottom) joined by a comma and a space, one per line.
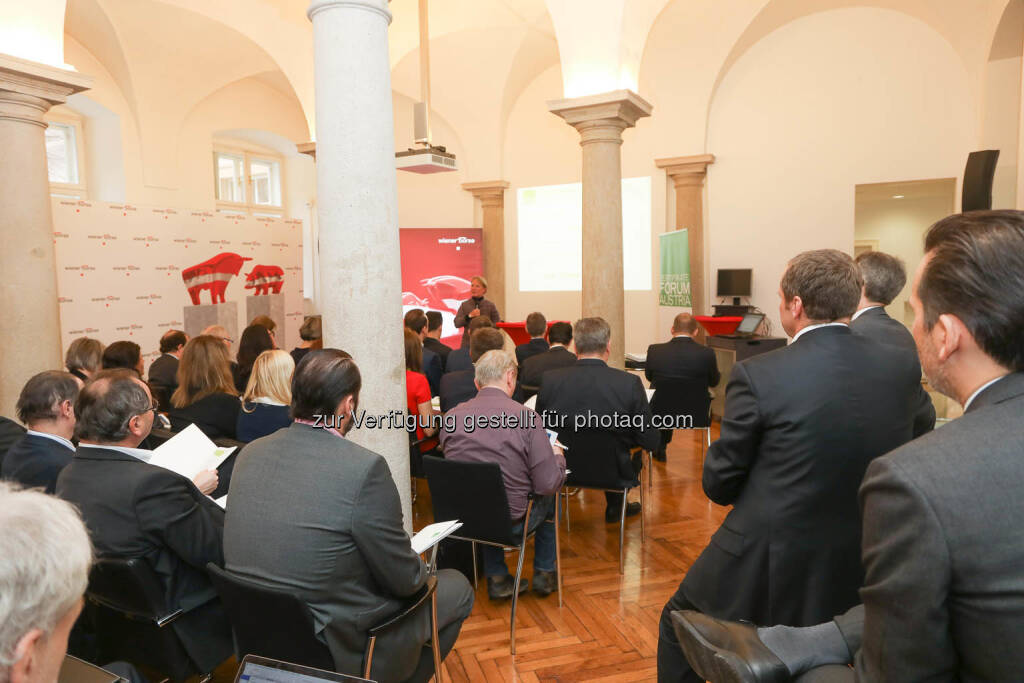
182, 253, 253, 305
244, 265, 284, 296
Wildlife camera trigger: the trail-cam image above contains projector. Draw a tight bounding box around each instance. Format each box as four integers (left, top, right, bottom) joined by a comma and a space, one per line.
395, 146, 457, 174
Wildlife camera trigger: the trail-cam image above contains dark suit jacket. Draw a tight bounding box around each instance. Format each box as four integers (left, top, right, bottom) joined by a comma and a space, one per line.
440, 370, 525, 413
850, 306, 935, 437
224, 423, 429, 681
453, 298, 501, 348
56, 446, 230, 672
423, 337, 451, 372
0, 416, 27, 469
1, 433, 74, 493
645, 336, 720, 389
444, 348, 472, 374
682, 326, 925, 627
519, 346, 577, 397
169, 393, 241, 440
516, 338, 549, 366
148, 354, 179, 410
422, 346, 443, 397
833, 372, 1024, 682
536, 358, 659, 464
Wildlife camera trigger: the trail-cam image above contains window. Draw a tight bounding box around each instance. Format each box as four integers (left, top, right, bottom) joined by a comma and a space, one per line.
213, 147, 285, 217
45, 114, 87, 199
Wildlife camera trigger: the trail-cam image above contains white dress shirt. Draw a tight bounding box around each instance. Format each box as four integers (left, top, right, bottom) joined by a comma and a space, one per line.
963, 375, 1008, 412
851, 305, 882, 321
78, 442, 153, 463
791, 322, 848, 343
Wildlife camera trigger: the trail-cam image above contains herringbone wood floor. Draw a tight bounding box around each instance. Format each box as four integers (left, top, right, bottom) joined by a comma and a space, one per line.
210, 425, 725, 682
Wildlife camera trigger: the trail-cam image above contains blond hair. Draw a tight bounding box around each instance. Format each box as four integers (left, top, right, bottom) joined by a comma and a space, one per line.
171, 335, 237, 408
242, 350, 294, 410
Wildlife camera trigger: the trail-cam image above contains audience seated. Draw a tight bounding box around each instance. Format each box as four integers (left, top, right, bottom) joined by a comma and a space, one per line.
671, 210, 1024, 683
291, 315, 323, 366
441, 350, 566, 600
439, 327, 512, 413
404, 309, 443, 396
224, 350, 474, 682
149, 329, 187, 412
515, 312, 549, 366
519, 321, 576, 398
56, 369, 232, 674
423, 311, 451, 371
404, 329, 438, 451
444, 316, 494, 374
851, 250, 936, 437
65, 337, 104, 382
202, 324, 239, 376
101, 340, 144, 376
233, 324, 275, 393
250, 315, 278, 346
168, 335, 241, 440
644, 313, 720, 461
656, 250, 938, 682
1, 371, 78, 494
537, 317, 659, 522
236, 350, 295, 443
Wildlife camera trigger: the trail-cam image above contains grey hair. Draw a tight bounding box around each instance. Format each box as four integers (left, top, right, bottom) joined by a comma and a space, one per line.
74, 370, 152, 443
573, 317, 611, 355
474, 350, 517, 387
0, 483, 92, 679
855, 251, 907, 305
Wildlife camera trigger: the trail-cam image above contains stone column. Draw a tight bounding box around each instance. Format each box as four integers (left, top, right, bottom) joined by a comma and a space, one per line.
655, 154, 714, 340
462, 180, 509, 315
0, 54, 90, 419
548, 90, 651, 368
307, 0, 412, 523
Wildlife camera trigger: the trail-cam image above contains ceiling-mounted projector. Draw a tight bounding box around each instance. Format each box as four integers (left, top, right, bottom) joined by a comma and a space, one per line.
396, 146, 457, 174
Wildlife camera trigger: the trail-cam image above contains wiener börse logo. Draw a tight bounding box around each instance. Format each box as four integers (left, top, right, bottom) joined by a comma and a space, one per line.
68, 327, 100, 335
90, 296, 121, 303
157, 320, 184, 329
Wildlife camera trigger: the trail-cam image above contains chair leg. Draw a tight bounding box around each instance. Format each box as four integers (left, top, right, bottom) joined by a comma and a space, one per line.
646, 449, 653, 489
618, 489, 627, 574
639, 483, 646, 543
364, 635, 376, 679
564, 489, 571, 533
430, 591, 443, 683
555, 495, 563, 609
510, 541, 528, 655
411, 478, 418, 504
471, 541, 478, 590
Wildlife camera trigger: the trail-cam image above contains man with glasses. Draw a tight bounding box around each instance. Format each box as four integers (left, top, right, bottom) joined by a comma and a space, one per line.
56, 369, 231, 675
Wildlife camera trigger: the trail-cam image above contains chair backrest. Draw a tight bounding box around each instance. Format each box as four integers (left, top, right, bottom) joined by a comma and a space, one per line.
650, 379, 712, 429
206, 563, 335, 671
88, 557, 175, 623
559, 430, 636, 491
422, 456, 518, 546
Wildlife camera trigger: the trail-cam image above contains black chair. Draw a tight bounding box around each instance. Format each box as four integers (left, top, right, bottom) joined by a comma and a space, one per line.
422, 455, 561, 655
86, 557, 211, 682
650, 379, 713, 465
559, 430, 646, 574
207, 564, 442, 682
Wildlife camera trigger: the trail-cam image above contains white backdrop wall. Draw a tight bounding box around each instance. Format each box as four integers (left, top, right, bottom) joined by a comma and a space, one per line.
52, 198, 304, 370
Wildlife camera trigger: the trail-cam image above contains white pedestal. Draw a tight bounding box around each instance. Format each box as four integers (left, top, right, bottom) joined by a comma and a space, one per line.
184, 302, 239, 353
246, 294, 285, 347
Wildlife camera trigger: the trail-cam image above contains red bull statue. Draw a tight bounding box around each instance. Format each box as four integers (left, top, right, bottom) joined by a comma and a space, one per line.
181, 253, 252, 305
244, 265, 284, 295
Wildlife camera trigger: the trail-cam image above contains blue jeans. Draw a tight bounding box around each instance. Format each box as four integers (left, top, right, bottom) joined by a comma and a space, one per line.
482, 495, 557, 577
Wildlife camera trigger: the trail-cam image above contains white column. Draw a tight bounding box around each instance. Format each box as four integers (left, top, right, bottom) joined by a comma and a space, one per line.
0, 54, 90, 419
548, 90, 651, 368
307, 0, 411, 523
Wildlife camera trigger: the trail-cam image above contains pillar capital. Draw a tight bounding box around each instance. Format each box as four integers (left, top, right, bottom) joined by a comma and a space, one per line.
0, 53, 92, 126
307, 0, 391, 23
462, 180, 509, 208
656, 154, 715, 188
547, 90, 652, 144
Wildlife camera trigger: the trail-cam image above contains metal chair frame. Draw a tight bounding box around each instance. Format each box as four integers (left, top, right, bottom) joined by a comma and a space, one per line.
362, 575, 442, 682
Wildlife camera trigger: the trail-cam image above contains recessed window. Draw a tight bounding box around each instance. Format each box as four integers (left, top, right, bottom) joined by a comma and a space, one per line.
216, 153, 245, 203
213, 147, 284, 217
45, 114, 87, 198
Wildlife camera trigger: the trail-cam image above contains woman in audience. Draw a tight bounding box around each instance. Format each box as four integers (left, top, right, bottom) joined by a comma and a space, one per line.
291, 315, 323, 366
169, 335, 240, 439
65, 337, 104, 382
233, 324, 274, 393
404, 328, 437, 450
250, 314, 278, 347
101, 340, 144, 376
236, 350, 294, 442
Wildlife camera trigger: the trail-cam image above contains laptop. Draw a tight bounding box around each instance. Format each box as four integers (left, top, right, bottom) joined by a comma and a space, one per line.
719, 312, 764, 339
58, 656, 124, 683
234, 654, 374, 683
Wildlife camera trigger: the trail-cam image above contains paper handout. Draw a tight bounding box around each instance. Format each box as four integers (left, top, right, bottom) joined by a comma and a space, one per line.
411, 520, 463, 555
148, 424, 234, 481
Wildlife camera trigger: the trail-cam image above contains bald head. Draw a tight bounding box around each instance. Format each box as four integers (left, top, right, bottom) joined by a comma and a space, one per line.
74, 369, 154, 446
672, 313, 699, 336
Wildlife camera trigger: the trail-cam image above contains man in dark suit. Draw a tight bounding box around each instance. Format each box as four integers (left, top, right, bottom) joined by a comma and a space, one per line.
405, 310, 443, 396
423, 310, 451, 371
148, 329, 187, 411
515, 312, 550, 365
851, 251, 935, 438
537, 317, 659, 522
0, 416, 25, 467
440, 327, 517, 412
670, 211, 1024, 682
225, 350, 473, 682
645, 313, 721, 461
520, 322, 576, 398
56, 369, 232, 675
656, 249, 928, 683
2, 371, 79, 494
444, 316, 495, 374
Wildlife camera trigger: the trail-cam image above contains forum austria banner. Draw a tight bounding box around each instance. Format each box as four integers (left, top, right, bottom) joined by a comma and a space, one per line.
659, 229, 691, 307
51, 199, 304, 368
399, 228, 483, 348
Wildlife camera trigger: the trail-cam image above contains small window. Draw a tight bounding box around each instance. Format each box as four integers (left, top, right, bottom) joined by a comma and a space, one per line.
214, 147, 285, 216
46, 123, 79, 184
250, 158, 281, 206
216, 152, 245, 203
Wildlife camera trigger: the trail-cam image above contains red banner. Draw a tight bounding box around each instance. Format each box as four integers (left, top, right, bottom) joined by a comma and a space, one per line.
399, 228, 483, 348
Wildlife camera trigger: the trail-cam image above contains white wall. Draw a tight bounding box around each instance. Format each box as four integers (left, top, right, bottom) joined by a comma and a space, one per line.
706, 8, 977, 336
982, 55, 1022, 208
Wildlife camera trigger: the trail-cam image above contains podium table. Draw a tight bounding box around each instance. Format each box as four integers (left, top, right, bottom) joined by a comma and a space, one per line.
497, 321, 570, 346
707, 335, 787, 417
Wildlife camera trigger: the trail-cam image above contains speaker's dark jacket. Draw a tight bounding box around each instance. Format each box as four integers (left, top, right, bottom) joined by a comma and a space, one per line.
850, 306, 936, 437
520, 346, 577, 394
515, 338, 549, 366
644, 336, 721, 389
423, 337, 452, 372
56, 446, 231, 672
682, 326, 924, 627
1, 433, 74, 493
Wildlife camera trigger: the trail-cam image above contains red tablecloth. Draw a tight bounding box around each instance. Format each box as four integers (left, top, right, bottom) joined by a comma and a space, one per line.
694, 315, 743, 336
497, 321, 570, 345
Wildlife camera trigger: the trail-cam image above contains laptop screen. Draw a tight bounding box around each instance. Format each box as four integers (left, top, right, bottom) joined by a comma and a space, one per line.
235, 656, 371, 683
736, 313, 764, 334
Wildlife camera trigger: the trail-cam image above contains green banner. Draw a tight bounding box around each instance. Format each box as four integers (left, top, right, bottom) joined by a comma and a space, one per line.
659, 229, 691, 307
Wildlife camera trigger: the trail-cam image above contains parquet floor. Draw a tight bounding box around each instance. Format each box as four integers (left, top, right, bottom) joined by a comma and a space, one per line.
209, 424, 725, 682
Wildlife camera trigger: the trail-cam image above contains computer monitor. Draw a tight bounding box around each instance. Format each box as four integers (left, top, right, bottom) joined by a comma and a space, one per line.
734, 312, 764, 336
234, 655, 372, 683
717, 269, 752, 305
